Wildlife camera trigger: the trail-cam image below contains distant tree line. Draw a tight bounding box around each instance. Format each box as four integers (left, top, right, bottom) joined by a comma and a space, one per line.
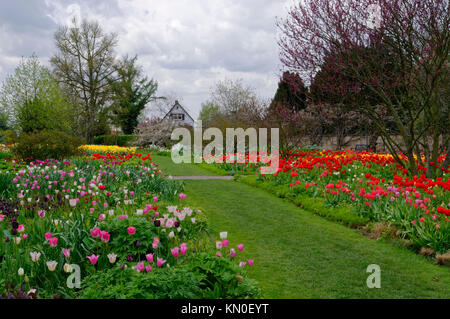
0, 17, 161, 146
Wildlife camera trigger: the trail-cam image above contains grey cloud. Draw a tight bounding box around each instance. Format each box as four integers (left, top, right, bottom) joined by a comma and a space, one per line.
0, 0, 289, 117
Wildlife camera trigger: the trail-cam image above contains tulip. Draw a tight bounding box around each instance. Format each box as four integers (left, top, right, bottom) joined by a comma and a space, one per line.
229, 248, 237, 258
18, 268, 24, 276
171, 247, 180, 258
64, 263, 72, 273
48, 237, 58, 247
222, 239, 229, 247
44, 232, 52, 240
100, 231, 110, 243
136, 261, 145, 272
179, 193, 186, 200
90, 227, 100, 238
156, 257, 166, 267
220, 232, 227, 239
69, 199, 77, 207
63, 248, 71, 258
237, 244, 244, 252
145, 253, 154, 263
30, 252, 41, 262
107, 253, 117, 264
87, 254, 99, 265
145, 265, 152, 272
152, 237, 159, 249
46, 261, 58, 271
216, 241, 223, 249
247, 259, 254, 266
127, 226, 136, 235
180, 244, 188, 256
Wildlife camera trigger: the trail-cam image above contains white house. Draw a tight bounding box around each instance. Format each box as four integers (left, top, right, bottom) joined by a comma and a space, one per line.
162, 100, 195, 127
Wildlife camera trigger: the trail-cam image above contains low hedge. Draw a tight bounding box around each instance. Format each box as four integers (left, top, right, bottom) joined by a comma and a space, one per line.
93, 134, 137, 146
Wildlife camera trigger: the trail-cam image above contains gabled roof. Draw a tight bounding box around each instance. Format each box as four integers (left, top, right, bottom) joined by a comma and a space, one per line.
162, 100, 195, 122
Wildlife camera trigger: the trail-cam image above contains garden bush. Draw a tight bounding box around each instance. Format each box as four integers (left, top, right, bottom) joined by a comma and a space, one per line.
81, 253, 260, 299
12, 130, 84, 160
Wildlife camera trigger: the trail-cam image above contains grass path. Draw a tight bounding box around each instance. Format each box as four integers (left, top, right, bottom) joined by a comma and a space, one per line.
151, 154, 450, 298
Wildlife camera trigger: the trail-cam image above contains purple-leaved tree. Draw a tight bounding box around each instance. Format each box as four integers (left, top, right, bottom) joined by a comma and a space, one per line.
277, 0, 449, 177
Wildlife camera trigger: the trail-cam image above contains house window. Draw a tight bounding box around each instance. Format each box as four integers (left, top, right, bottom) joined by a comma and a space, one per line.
170, 113, 185, 121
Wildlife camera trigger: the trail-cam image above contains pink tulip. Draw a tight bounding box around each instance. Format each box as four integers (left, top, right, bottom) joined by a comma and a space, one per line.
152, 237, 159, 249
90, 228, 100, 238
63, 249, 71, 258
44, 232, 52, 240
145, 253, 154, 263
87, 254, 99, 265
247, 259, 254, 266
237, 244, 244, 252
222, 239, 229, 247
229, 248, 237, 258
179, 193, 186, 200
48, 237, 58, 247
22, 234, 28, 240
156, 257, 166, 267
180, 243, 187, 256
136, 261, 145, 272
171, 247, 179, 258
153, 196, 158, 202
145, 265, 152, 272
127, 227, 136, 235
100, 231, 110, 243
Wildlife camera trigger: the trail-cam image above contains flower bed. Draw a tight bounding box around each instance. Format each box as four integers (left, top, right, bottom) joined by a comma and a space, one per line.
0, 152, 258, 298
78, 144, 137, 154
207, 150, 450, 255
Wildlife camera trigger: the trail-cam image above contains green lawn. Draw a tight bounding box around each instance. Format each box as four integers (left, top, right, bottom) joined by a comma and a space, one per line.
151, 154, 218, 176
151, 154, 450, 298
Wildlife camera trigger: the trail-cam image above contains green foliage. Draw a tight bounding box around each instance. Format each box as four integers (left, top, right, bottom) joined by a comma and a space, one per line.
80, 253, 260, 299
109, 55, 160, 134
0, 55, 72, 134
131, 173, 185, 201
0, 173, 14, 198
12, 130, 84, 160
93, 134, 136, 146
270, 71, 307, 112
198, 101, 220, 125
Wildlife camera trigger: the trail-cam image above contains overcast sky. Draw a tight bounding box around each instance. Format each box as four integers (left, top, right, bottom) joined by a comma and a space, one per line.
0, 0, 291, 119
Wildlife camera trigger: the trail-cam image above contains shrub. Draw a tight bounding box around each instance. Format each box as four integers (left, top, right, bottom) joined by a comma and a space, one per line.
93, 134, 136, 146
133, 118, 177, 148
12, 130, 84, 161
80, 253, 260, 299
0, 173, 14, 198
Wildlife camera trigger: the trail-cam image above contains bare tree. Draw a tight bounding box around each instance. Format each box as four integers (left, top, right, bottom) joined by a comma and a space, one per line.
50, 17, 118, 143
